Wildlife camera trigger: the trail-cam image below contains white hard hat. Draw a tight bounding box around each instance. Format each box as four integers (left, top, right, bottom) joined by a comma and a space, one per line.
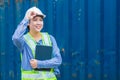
30, 6, 46, 18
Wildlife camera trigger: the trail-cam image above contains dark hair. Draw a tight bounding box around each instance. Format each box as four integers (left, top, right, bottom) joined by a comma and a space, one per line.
27, 25, 30, 31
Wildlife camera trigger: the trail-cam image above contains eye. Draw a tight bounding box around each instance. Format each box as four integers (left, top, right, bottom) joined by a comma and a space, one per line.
33, 18, 37, 21
39, 18, 43, 21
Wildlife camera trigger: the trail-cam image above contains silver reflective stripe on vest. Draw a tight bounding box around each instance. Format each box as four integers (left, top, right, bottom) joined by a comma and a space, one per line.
41, 33, 52, 46
22, 71, 56, 79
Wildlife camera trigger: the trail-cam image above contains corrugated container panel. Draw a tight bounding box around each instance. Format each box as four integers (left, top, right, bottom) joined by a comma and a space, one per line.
116, 0, 120, 79
77, 0, 86, 80
0, 6, 6, 80
87, 0, 101, 80
71, 0, 85, 79
56, 0, 72, 80
0, 0, 120, 80
103, 0, 117, 80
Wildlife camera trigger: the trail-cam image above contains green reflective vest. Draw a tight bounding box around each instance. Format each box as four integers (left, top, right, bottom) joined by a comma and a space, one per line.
22, 32, 57, 80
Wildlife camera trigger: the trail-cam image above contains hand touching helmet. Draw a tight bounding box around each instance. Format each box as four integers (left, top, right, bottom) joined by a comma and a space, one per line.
24, 7, 46, 20
24, 7, 36, 20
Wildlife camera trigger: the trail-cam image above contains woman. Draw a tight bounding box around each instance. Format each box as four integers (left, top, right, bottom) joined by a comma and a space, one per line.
12, 6, 62, 80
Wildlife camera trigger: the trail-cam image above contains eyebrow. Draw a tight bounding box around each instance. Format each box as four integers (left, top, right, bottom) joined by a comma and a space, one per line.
33, 15, 44, 19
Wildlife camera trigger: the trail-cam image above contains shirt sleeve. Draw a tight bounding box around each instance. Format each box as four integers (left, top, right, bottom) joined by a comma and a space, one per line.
12, 18, 29, 51
37, 35, 62, 68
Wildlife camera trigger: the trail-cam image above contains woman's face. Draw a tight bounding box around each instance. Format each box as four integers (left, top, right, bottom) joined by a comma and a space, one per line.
29, 16, 43, 32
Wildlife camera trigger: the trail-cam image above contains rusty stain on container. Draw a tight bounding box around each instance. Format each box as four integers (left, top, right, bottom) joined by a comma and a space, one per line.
94, 60, 100, 65
104, 74, 108, 78
15, 0, 22, 3
20, 0, 22, 3
34, 0, 38, 2
72, 73, 77, 78
8, 0, 10, 6
15, 0, 18, 3
88, 74, 93, 79
9, 71, 14, 78
0, 0, 4, 6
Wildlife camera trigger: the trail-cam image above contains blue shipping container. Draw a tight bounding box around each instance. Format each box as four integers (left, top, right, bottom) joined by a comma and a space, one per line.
0, 0, 120, 80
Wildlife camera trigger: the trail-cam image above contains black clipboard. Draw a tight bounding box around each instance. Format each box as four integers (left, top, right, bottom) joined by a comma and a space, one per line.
35, 45, 52, 60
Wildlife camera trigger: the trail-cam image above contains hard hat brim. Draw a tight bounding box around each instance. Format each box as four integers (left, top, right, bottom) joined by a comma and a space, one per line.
33, 14, 46, 19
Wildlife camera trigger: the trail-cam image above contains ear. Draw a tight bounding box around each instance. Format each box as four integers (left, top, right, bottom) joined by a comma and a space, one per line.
28, 24, 30, 26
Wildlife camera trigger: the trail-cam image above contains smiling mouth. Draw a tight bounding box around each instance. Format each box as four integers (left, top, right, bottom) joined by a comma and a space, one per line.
36, 26, 41, 29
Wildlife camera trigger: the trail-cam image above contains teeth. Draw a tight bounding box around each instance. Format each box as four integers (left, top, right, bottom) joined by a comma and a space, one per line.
36, 26, 40, 29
